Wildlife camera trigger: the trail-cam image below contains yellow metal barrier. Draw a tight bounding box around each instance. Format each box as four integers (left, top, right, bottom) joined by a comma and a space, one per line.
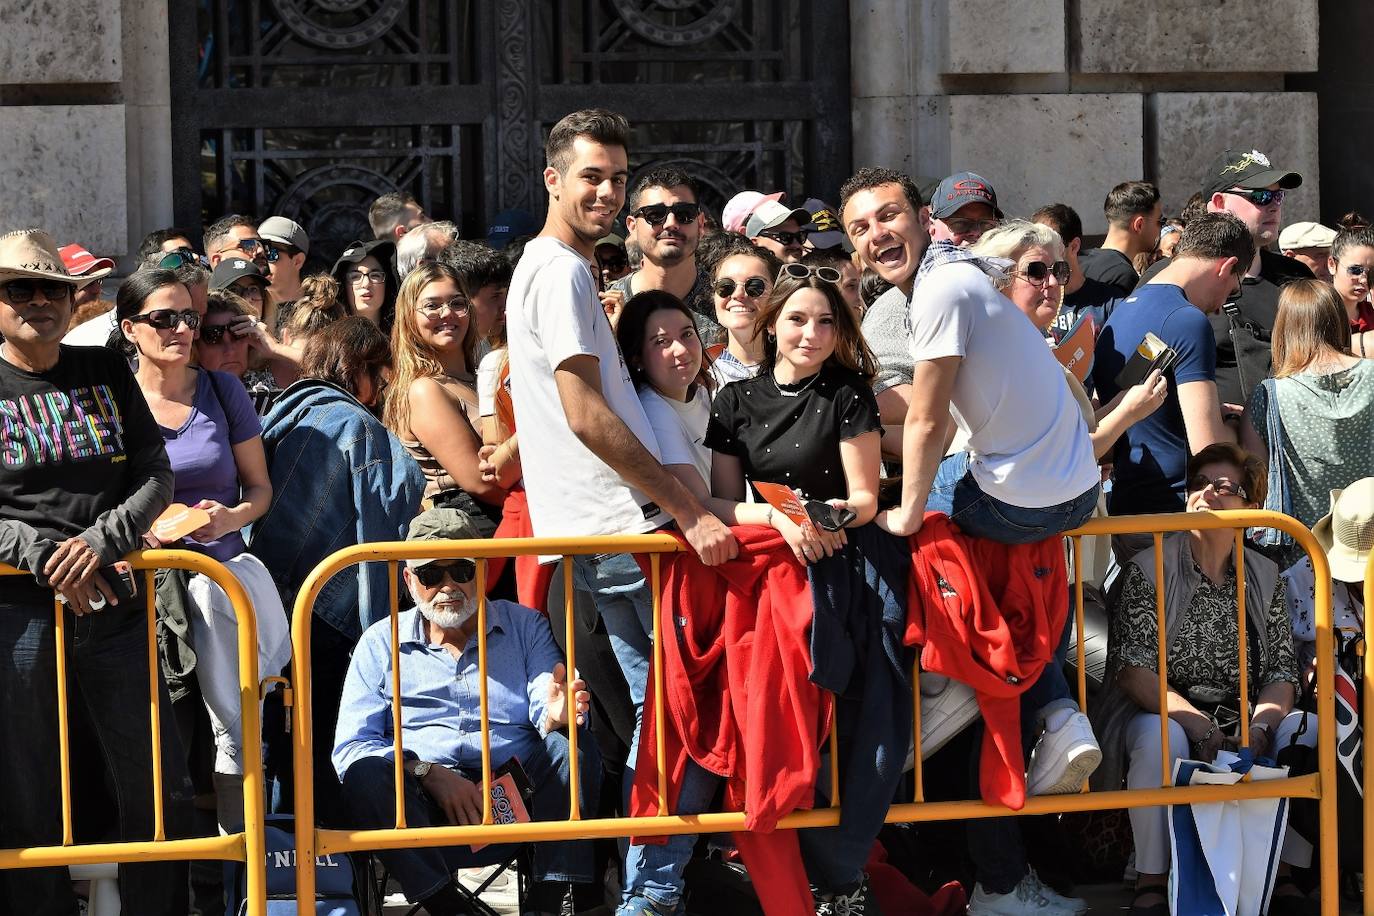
288, 512, 1337, 915
1364, 549, 1374, 916
0, 551, 266, 914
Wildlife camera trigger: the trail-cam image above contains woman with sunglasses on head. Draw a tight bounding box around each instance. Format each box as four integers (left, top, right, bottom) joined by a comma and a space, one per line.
112, 268, 291, 832
1094, 443, 1313, 916
384, 262, 506, 536
331, 238, 399, 332
970, 221, 1169, 462
252, 316, 426, 819
706, 236, 781, 388
0, 233, 196, 914
1327, 213, 1374, 355
704, 264, 882, 565
1241, 279, 1374, 561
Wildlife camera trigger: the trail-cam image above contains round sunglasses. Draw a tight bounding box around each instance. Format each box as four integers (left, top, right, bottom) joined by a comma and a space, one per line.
632, 202, 702, 227
777, 263, 842, 284
713, 277, 768, 299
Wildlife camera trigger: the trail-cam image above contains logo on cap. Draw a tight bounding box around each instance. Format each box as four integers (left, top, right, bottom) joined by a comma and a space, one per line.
233, 259, 248, 269
1222, 150, 1271, 176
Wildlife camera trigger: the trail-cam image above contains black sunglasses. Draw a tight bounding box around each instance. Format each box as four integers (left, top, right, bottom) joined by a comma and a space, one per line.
198, 322, 243, 345
1222, 188, 1285, 208
218, 238, 280, 263
632, 202, 702, 227
157, 248, 210, 270
1186, 473, 1247, 500
2, 279, 74, 304
1018, 261, 1071, 284
598, 254, 629, 272
128, 308, 201, 331
413, 559, 478, 587
777, 263, 842, 284
758, 228, 808, 247
713, 277, 768, 299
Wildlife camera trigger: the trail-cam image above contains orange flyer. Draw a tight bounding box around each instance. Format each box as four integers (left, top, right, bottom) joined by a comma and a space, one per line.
152, 503, 212, 543
752, 481, 817, 536
469, 770, 533, 852
1052, 313, 1096, 383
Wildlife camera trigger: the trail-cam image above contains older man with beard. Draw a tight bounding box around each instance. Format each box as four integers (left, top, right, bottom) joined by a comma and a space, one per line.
333, 508, 602, 916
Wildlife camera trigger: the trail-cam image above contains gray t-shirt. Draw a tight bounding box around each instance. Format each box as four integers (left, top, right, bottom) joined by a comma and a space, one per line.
609, 266, 724, 346
861, 285, 913, 395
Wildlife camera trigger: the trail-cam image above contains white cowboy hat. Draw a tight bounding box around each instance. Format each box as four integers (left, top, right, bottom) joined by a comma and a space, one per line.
1313, 478, 1374, 583
0, 229, 99, 288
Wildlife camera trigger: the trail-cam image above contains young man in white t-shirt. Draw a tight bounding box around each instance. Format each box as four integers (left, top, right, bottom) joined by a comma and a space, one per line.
842, 167, 1104, 915
504, 109, 734, 916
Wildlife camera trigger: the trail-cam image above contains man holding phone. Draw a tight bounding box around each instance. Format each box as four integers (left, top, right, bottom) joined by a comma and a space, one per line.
1093, 213, 1254, 519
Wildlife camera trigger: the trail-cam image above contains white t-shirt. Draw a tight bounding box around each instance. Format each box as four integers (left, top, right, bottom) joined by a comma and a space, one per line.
505, 236, 665, 539
476, 347, 505, 419
63, 310, 118, 346
907, 260, 1098, 508
639, 385, 711, 488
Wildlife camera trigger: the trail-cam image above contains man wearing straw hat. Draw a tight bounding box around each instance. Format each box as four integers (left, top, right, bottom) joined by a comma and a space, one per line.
0, 228, 194, 914
333, 508, 603, 916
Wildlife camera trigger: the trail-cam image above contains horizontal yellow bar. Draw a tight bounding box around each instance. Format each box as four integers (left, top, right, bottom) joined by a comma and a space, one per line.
316, 774, 1318, 854
0, 834, 245, 868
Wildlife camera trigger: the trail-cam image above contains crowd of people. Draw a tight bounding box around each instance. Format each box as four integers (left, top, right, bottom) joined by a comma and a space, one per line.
1, 106, 1370, 916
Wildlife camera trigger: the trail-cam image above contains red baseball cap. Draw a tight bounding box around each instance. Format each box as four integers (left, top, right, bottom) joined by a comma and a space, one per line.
59, 244, 115, 279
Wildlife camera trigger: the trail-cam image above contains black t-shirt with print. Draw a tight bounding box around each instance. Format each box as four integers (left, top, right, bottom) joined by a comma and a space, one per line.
704, 364, 881, 502
1139, 249, 1315, 405
0, 345, 170, 578
1080, 248, 1139, 298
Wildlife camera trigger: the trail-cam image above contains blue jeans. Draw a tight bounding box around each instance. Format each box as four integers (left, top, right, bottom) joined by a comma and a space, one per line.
930, 452, 1094, 892
571, 553, 719, 913
0, 594, 195, 915
341, 729, 600, 900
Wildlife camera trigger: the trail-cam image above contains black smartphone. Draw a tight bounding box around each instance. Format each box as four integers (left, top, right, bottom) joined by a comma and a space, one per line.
97, 561, 139, 604
803, 499, 856, 532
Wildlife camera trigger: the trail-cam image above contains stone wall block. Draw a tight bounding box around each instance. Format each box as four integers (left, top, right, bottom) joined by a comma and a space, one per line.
946, 0, 1065, 74
0, 106, 128, 254
0, 0, 123, 83
850, 0, 914, 99
947, 94, 1142, 235
1154, 92, 1320, 224
1079, 0, 1317, 73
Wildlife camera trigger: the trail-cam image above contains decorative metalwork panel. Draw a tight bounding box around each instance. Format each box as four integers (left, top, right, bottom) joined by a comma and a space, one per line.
170, 1, 850, 255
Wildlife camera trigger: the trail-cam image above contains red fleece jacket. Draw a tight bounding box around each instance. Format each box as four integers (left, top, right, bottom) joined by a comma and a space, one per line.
630, 526, 831, 916
905, 513, 1068, 810
486, 486, 556, 613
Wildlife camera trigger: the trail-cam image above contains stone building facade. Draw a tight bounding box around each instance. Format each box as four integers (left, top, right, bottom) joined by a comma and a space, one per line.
0, 0, 1337, 265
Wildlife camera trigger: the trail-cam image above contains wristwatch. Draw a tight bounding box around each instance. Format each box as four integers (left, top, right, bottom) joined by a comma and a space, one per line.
412, 760, 433, 781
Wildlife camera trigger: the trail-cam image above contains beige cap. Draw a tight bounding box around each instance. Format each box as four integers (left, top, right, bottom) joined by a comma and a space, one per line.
1278, 221, 1337, 251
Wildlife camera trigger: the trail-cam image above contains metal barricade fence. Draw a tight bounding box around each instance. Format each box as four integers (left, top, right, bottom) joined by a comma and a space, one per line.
289, 512, 1338, 915
0, 550, 267, 914
1364, 549, 1374, 916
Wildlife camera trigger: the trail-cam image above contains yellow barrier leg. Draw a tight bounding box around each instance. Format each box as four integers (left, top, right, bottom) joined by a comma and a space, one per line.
54, 598, 74, 847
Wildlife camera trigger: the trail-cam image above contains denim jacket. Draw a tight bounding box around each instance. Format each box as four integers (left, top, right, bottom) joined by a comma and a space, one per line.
249, 379, 425, 643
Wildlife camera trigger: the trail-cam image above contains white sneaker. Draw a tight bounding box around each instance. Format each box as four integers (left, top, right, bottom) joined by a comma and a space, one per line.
967, 872, 1086, 915
1025, 710, 1101, 796
906, 674, 980, 768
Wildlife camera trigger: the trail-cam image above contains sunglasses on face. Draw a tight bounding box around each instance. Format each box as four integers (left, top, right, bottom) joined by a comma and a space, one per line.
1186, 473, 1248, 500
632, 202, 702, 227
230, 282, 264, 301
714, 277, 768, 299
1343, 263, 1373, 279
758, 228, 808, 247
416, 297, 470, 317
2, 279, 74, 304
598, 254, 629, 272
1017, 261, 1071, 285
157, 248, 210, 270
413, 559, 478, 587
777, 263, 842, 284
198, 322, 243, 345
940, 217, 1000, 235
218, 238, 280, 263
128, 308, 201, 331
1222, 188, 1285, 208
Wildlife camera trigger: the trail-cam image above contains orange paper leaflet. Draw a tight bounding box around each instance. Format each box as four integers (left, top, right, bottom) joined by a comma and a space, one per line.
752, 481, 818, 536
1052, 313, 1095, 383
152, 502, 212, 543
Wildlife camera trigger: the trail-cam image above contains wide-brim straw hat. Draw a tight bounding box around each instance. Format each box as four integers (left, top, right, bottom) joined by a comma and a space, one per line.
0, 229, 99, 288
1312, 478, 1374, 583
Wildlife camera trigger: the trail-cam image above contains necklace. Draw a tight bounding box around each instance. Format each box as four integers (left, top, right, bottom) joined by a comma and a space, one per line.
771, 369, 820, 398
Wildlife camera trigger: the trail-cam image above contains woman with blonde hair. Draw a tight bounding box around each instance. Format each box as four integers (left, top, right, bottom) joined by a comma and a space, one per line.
383, 261, 505, 534
1244, 278, 1374, 556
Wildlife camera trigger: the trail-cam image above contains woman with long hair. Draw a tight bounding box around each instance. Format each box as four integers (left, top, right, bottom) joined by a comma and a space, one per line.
1244, 278, 1374, 542
703, 265, 882, 564
384, 262, 505, 534
706, 238, 781, 387
331, 238, 398, 331
113, 268, 291, 832
1327, 212, 1374, 355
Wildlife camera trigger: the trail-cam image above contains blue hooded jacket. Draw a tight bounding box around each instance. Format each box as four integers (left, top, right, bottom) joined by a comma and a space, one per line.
250, 378, 424, 643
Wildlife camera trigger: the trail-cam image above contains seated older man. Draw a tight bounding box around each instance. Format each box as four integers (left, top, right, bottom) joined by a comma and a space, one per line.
333, 508, 601, 916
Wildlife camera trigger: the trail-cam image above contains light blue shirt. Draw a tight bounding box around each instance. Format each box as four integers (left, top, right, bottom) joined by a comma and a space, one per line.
332, 601, 562, 779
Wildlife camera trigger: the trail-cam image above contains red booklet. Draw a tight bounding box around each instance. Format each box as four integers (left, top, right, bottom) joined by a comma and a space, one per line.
1052, 312, 1096, 384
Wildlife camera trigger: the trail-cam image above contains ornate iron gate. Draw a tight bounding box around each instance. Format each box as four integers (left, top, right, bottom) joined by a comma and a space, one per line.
170, 1, 850, 267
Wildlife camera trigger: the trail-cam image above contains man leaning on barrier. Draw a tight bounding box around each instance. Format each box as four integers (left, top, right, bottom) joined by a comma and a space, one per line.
333, 508, 603, 916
